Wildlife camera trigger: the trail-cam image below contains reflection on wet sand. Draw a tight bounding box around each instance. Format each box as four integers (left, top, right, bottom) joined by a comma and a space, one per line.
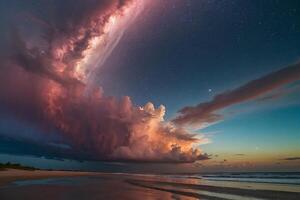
127, 179, 300, 200
0, 176, 196, 200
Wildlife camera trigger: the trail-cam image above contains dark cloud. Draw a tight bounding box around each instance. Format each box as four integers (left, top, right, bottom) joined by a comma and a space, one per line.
282, 157, 300, 161
0, 135, 74, 161
197, 153, 212, 161
173, 63, 300, 127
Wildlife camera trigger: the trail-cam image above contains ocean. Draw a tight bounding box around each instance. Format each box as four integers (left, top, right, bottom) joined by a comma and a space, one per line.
181, 172, 300, 185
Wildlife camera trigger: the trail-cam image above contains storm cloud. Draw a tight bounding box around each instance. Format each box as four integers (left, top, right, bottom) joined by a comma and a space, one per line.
0, 0, 206, 163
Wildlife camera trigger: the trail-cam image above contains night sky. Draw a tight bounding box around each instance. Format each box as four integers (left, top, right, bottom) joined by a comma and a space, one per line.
0, 0, 299, 173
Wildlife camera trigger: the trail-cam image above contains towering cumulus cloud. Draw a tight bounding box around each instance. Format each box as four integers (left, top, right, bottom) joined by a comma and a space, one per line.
0, 0, 207, 163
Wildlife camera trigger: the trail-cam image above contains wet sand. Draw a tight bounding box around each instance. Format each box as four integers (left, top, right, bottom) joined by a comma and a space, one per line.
128, 179, 300, 200
1, 170, 299, 200
0, 169, 95, 187
0, 170, 195, 200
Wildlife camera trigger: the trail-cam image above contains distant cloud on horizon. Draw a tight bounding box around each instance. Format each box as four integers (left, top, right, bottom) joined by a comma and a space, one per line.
281, 157, 300, 161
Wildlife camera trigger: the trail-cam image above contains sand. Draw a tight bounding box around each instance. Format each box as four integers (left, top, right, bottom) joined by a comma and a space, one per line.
0, 169, 95, 187
0, 169, 195, 200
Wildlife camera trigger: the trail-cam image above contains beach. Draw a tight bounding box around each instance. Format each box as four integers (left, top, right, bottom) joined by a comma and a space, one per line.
0, 169, 96, 187
1, 170, 300, 200
0, 169, 192, 200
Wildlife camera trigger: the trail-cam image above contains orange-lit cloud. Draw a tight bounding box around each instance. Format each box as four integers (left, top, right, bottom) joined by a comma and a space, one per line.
0, 0, 207, 163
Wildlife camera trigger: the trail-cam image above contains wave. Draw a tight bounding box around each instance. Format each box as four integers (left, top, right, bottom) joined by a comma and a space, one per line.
196, 172, 300, 185
127, 179, 300, 200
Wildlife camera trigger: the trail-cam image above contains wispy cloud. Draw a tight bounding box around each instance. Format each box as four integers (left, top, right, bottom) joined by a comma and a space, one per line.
281, 157, 300, 161
173, 63, 300, 127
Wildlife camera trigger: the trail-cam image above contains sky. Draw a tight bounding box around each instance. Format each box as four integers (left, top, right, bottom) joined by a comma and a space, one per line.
0, 0, 299, 173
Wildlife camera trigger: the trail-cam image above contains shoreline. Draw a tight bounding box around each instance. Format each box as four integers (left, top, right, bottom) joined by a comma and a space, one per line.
127, 179, 300, 200
1, 169, 299, 200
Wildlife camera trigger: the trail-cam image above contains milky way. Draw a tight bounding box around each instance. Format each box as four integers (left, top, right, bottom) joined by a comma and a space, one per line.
0, 0, 208, 163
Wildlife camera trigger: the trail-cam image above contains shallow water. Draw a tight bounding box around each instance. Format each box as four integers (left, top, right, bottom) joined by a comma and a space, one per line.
197, 172, 300, 185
